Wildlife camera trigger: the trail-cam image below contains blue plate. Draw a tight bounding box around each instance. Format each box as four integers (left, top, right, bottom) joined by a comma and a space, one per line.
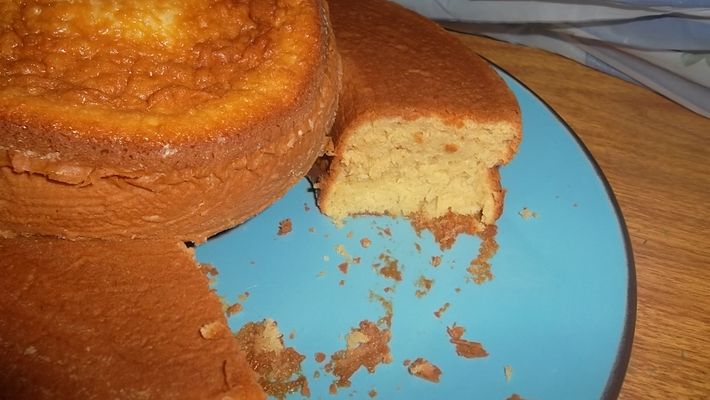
196, 71, 635, 400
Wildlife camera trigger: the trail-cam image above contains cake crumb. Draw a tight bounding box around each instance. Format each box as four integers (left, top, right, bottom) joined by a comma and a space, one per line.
434, 303, 450, 318
277, 219, 293, 236
507, 395, 525, 400
325, 292, 393, 389
368, 389, 378, 398
315, 352, 326, 363
414, 243, 422, 252
199, 321, 228, 340
339, 279, 346, 286
338, 262, 349, 274
376, 253, 402, 281
304, 203, 311, 212
323, 255, 330, 262
360, 238, 372, 248
308, 227, 315, 233
447, 324, 488, 359
415, 276, 434, 298
226, 303, 243, 316
430, 256, 442, 267
238, 292, 250, 302
407, 358, 442, 383
519, 208, 538, 219
316, 271, 326, 278
504, 365, 513, 383
466, 225, 498, 285
234, 319, 309, 399
352, 257, 361, 265
199, 263, 219, 277
402, 359, 411, 366
347, 231, 354, 239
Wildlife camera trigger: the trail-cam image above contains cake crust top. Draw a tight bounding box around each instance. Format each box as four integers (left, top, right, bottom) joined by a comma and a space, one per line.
0, 0, 332, 168
329, 0, 520, 129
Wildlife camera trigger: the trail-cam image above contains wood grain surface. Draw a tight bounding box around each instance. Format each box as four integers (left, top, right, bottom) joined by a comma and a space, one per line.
452, 33, 710, 400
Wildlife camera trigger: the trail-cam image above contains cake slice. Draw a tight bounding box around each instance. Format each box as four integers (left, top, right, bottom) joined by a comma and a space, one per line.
316, 0, 521, 248
0, 238, 265, 400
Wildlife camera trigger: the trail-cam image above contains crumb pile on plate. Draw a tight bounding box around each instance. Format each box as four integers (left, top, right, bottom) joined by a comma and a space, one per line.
314, 0, 521, 248
0, 238, 265, 400
0, 0, 340, 243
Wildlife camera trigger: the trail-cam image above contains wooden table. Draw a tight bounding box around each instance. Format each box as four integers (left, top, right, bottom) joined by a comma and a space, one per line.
452, 33, 710, 399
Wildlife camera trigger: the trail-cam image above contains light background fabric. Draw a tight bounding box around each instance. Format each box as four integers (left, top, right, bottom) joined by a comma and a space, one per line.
392, 0, 710, 117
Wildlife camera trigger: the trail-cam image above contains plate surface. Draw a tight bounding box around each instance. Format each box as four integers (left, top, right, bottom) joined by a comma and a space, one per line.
196, 72, 635, 400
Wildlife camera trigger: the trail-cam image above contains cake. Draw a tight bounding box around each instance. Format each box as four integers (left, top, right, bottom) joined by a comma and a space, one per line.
315, 0, 521, 248
0, 238, 265, 399
0, 0, 341, 243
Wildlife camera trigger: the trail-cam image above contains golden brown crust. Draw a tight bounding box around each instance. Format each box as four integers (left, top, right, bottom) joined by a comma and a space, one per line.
326, 0, 521, 149
0, 238, 265, 400
0, 0, 342, 242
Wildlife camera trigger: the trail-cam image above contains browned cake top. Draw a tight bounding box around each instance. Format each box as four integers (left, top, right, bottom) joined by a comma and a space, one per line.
328, 0, 519, 127
0, 238, 265, 400
0, 0, 330, 153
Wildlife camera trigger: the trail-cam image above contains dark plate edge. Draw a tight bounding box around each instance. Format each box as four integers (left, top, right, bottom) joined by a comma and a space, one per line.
489, 61, 638, 399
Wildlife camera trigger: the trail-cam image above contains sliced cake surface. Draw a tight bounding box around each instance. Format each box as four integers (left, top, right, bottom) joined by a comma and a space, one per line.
318, 0, 521, 247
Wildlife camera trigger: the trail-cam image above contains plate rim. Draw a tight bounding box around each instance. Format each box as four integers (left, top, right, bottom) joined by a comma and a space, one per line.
493, 63, 637, 399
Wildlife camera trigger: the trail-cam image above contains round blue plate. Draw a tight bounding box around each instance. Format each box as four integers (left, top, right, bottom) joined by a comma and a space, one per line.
196, 71, 635, 400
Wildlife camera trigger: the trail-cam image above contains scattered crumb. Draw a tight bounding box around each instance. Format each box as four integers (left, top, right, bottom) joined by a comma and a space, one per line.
277, 219, 293, 236
338, 262, 349, 274
407, 358, 442, 383
323, 255, 330, 262
414, 243, 422, 252
507, 395, 525, 400
226, 303, 243, 316
383, 286, 394, 293
402, 359, 411, 366
315, 352, 326, 363
335, 244, 350, 259
377, 227, 392, 237
316, 271, 326, 278
518, 208, 538, 219
339, 279, 346, 286
434, 303, 450, 319
454, 287, 461, 294
304, 203, 311, 212
504, 365, 513, 383
238, 292, 250, 302
376, 253, 403, 281
347, 231, 354, 239
447, 324, 488, 359
313, 370, 320, 379
199, 263, 219, 277
308, 227, 315, 233
467, 226, 498, 285
352, 257, 361, 265
199, 321, 228, 340
289, 330, 296, 340
360, 238, 372, 248
234, 319, 309, 399
430, 255, 442, 267
368, 389, 378, 398
415, 276, 434, 298
329, 383, 337, 395
324, 320, 392, 389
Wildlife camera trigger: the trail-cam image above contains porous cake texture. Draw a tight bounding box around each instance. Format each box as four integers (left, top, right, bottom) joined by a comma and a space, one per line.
317, 0, 521, 247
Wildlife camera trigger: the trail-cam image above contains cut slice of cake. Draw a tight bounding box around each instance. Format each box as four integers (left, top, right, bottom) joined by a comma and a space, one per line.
0, 238, 265, 400
316, 0, 521, 248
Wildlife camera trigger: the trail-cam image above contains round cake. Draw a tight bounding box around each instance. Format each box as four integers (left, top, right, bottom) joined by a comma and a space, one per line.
0, 0, 341, 243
